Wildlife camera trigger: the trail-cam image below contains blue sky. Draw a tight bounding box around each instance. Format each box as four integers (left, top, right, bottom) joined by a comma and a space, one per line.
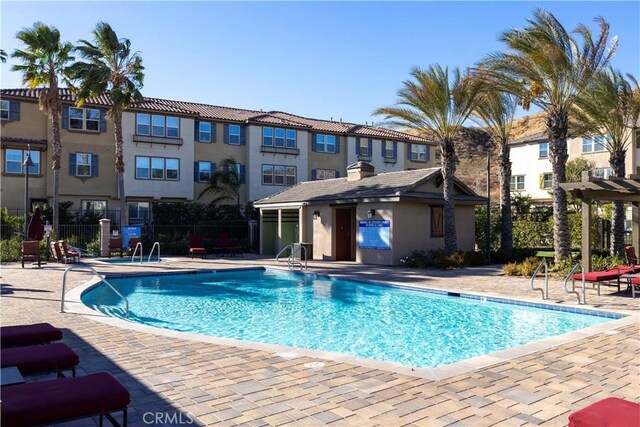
1, 1, 638, 124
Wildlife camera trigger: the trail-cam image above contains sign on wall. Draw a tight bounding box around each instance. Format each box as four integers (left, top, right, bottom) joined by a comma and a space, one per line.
122, 226, 142, 249
358, 220, 390, 250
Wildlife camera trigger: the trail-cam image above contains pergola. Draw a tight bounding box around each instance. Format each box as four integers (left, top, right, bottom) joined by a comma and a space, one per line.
560, 172, 640, 273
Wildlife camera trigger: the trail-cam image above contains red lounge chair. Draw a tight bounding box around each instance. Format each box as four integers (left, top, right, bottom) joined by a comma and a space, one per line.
109, 237, 124, 258
629, 276, 640, 298
1, 342, 79, 377
214, 232, 243, 257
569, 397, 640, 427
626, 246, 638, 265
57, 240, 80, 263
188, 234, 207, 258
572, 266, 635, 295
1, 372, 130, 427
21, 240, 41, 268
1, 322, 62, 348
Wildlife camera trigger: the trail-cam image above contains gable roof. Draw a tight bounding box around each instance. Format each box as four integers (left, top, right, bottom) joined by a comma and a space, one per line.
1, 88, 431, 144
254, 167, 485, 206
511, 131, 547, 145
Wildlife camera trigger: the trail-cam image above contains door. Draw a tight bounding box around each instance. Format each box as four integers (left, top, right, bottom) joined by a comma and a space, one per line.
335, 209, 352, 260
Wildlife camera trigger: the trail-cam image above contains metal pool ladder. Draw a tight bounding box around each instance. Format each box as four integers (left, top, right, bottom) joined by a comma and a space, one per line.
131, 241, 143, 263
564, 263, 586, 305
148, 242, 161, 263
530, 259, 549, 299
61, 264, 129, 318
276, 243, 307, 270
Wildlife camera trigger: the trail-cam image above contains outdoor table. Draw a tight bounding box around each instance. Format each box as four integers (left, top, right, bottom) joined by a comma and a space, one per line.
1, 366, 25, 386
620, 272, 640, 298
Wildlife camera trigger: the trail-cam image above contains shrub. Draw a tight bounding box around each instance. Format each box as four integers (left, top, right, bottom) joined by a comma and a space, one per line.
399, 250, 430, 268
503, 262, 521, 276
0, 236, 22, 262
518, 257, 541, 276
464, 250, 487, 266
400, 249, 487, 269
86, 234, 101, 257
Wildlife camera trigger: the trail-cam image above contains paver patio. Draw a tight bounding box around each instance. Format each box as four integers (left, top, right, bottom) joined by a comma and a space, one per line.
1, 256, 638, 426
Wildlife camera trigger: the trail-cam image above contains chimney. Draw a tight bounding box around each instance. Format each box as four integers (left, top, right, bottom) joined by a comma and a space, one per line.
347, 161, 375, 181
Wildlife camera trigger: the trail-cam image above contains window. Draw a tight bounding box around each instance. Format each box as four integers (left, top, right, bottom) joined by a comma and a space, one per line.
0, 100, 9, 120
359, 138, 369, 157
197, 161, 212, 182
286, 130, 296, 148
81, 200, 106, 215
137, 113, 179, 138
275, 128, 285, 147
69, 107, 100, 131
582, 136, 606, 153
263, 127, 273, 146
262, 164, 296, 186
198, 122, 212, 142
539, 142, 548, 158
136, 113, 150, 135
128, 202, 150, 221
136, 156, 180, 181
228, 124, 241, 145
315, 134, 338, 153
314, 169, 337, 180
593, 167, 611, 179
5, 149, 40, 174
410, 144, 428, 162
431, 206, 443, 237
510, 175, 525, 191
542, 173, 553, 189
384, 141, 395, 158
76, 153, 92, 177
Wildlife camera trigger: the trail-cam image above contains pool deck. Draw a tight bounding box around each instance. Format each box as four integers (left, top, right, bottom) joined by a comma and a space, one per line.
2, 256, 639, 426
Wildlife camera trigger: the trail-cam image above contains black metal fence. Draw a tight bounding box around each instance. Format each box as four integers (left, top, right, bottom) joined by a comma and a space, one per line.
148, 221, 254, 254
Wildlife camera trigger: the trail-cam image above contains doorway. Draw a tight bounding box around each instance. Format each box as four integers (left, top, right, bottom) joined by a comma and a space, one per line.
335, 208, 354, 261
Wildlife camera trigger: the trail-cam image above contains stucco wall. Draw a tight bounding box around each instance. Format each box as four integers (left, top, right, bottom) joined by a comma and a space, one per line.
307, 135, 347, 178
355, 203, 395, 265
510, 140, 554, 200
311, 205, 335, 261
345, 137, 407, 174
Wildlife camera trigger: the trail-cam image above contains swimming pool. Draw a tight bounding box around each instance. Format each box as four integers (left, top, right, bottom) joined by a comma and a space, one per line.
81, 268, 620, 368
94, 256, 168, 264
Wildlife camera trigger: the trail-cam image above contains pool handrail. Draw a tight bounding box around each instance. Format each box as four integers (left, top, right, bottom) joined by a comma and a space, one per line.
563, 263, 586, 305
290, 243, 307, 270
530, 259, 549, 299
276, 244, 292, 264
61, 264, 129, 319
131, 242, 143, 264
148, 242, 160, 263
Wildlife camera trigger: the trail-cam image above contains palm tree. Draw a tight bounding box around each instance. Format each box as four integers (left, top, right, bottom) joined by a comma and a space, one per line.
0, 49, 7, 63
572, 69, 640, 256
477, 10, 617, 262
471, 88, 518, 253
374, 65, 481, 254
69, 22, 144, 226
198, 157, 243, 214
12, 22, 73, 233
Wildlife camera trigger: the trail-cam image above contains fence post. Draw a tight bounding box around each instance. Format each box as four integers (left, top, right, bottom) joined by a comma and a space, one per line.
248, 220, 258, 252
99, 219, 111, 257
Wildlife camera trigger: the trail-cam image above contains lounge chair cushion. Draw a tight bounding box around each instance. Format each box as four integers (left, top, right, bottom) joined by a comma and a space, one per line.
1, 343, 79, 375
1, 322, 63, 348
1, 372, 130, 427
572, 266, 634, 282
568, 397, 640, 427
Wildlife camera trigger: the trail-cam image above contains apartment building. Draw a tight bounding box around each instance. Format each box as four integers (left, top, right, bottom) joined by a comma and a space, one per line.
0, 88, 435, 222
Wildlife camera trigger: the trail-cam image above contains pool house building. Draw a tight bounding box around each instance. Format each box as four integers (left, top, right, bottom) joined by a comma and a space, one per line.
254, 162, 486, 265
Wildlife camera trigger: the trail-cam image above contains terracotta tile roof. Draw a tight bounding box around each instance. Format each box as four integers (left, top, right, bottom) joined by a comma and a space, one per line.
1, 136, 48, 147
254, 167, 484, 206
1, 88, 431, 143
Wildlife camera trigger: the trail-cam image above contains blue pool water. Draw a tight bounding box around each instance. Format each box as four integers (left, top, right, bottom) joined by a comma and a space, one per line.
81, 269, 618, 368
99, 256, 162, 264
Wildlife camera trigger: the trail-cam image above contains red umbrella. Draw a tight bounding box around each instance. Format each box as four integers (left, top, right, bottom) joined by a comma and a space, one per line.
27, 207, 43, 241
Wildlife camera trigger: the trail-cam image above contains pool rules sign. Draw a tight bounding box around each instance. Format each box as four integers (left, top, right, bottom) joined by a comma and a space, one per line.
358, 220, 391, 250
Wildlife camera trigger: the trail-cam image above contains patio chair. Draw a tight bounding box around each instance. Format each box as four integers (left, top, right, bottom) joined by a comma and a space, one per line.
21, 240, 41, 268
1, 371, 130, 427
188, 233, 207, 258
212, 232, 243, 257
568, 397, 640, 427
109, 237, 124, 258
572, 265, 636, 296
57, 240, 80, 263
625, 246, 638, 265
49, 241, 64, 263
1, 343, 79, 378
127, 237, 142, 257
0, 322, 63, 348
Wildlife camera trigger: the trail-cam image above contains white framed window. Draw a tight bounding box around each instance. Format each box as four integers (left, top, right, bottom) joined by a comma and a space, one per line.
136, 113, 150, 135
152, 115, 165, 137
0, 100, 9, 120
263, 127, 273, 146
166, 116, 179, 138
5, 149, 40, 174
81, 200, 106, 214
583, 136, 606, 153
510, 175, 525, 191
136, 156, 150, 179
592, 167, 611, 179
165, 158, 179, 180
539, 142, 548, 158
198, 122, 212, 142
384, 141, 395, 158
262, 164, 274, 184
136, 156, 180, 181
69, 107, 99, 131
286, 166, 296, 185
228, 124, 241, 145
314, 169, 336, 180
198, 161, 212, 182
316, 134, 337, 153
76, 153, 92, 177
151, 157, 165, 179
286, 129, 296, 148
411, 144, 427, 161
274, 165, 285, 185
128, 202, 150, 221
275, 128, 285, 147
359, 138, 369, 157
543, 173, 553, 189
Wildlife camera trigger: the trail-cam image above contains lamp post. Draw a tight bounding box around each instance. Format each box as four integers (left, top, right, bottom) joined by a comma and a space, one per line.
23, 145, 34, 238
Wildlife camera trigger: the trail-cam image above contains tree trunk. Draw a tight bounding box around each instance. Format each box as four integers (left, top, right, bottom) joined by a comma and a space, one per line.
498, 141, 513, 253
610, 148, 627, 257
546, 112, 571, 263
50, 98, 62, 235
441, 138, 457, 255
113, 109, 127, 226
